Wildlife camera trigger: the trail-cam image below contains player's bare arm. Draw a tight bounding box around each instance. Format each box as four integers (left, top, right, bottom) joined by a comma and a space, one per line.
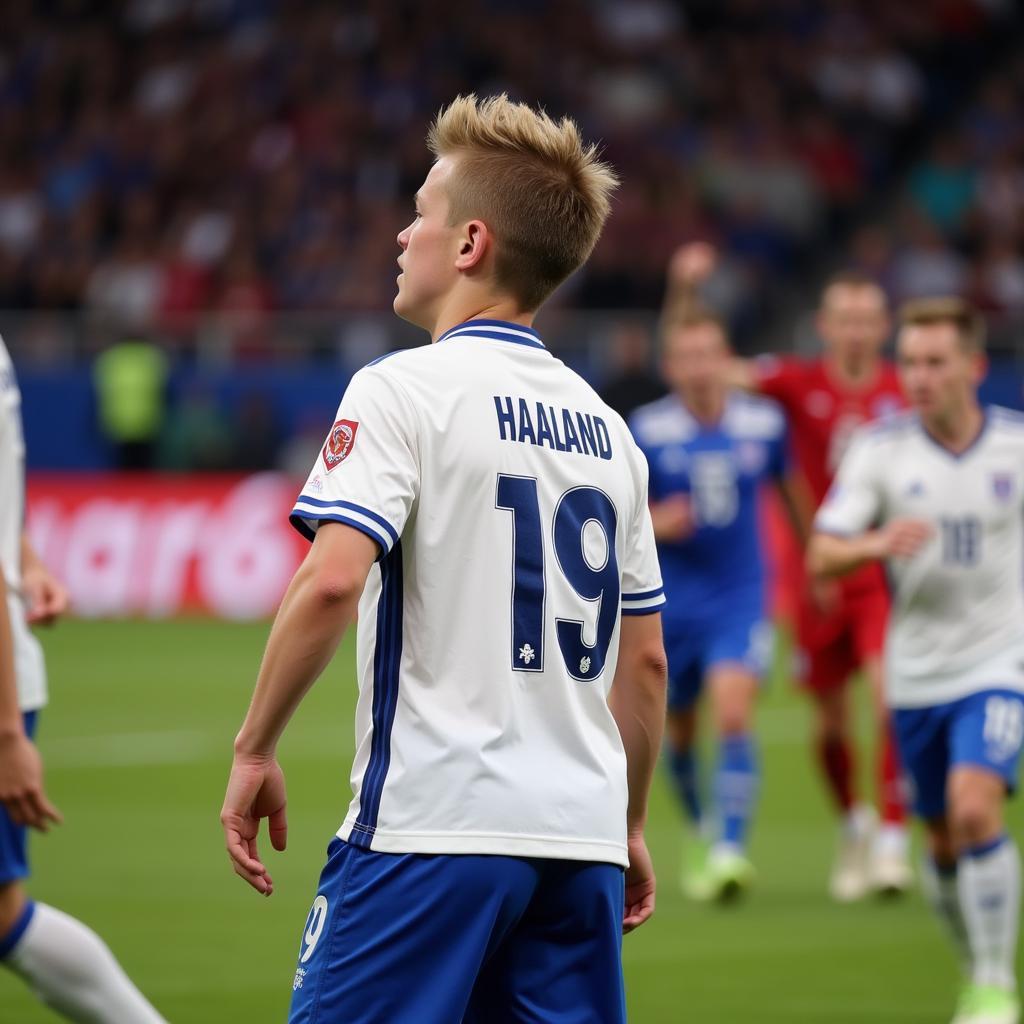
0, 573, 61, 832
20, 532, 69, 626
222, 522, 377, 895
807, 519, 933, 580
608, 612, 668, 933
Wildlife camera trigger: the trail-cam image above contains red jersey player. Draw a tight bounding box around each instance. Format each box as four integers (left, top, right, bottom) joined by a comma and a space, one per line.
666, 247, 910, 901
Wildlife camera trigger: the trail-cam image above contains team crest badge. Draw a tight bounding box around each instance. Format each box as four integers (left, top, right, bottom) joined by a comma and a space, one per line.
322, 419, 359, 471
993, 473, 1013, 502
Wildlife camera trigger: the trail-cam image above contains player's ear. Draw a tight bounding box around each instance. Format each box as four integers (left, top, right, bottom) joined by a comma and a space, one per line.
454, 220, 489, 272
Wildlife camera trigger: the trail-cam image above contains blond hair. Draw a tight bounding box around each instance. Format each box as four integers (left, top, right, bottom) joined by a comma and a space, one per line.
899, 296, 986, 352
427, 94, 619, 311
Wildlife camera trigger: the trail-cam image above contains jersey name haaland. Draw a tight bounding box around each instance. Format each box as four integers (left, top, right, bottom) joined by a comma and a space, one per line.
290, 320, 665, 866
494, 396, 613, 459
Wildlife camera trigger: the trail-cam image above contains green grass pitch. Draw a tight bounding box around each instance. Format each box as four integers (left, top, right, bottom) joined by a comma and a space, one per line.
1, 618, 1020, 1022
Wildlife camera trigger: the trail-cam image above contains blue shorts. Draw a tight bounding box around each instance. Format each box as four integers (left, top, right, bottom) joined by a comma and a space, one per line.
893, 689, 1024, 820
664, 604, 772, 711
289, 839, 626, 1024
0, 712, 37, 885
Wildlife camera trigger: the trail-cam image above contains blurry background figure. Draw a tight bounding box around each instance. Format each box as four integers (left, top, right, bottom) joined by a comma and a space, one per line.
599, 320, 664, 419
157, 381, 233, 472
92, 338, 167, 470
629, 305, 801, 904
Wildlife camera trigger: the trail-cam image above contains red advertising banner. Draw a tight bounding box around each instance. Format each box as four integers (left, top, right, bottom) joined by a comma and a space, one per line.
25, 473, 309, 620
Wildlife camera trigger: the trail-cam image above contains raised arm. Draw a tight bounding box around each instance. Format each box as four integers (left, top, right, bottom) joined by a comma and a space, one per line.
608, 611, 667, 933
221, 522, 377, 895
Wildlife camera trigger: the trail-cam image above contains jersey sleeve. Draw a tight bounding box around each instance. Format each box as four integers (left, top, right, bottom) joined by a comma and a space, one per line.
753, 355, 803, 412
290, 367, 419, 558
813, 430, 883, 536
620, 449, 666, 616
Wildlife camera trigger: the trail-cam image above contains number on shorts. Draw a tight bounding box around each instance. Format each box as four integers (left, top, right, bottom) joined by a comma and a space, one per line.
300, 895, 329, 964
983, 696, 1024, 759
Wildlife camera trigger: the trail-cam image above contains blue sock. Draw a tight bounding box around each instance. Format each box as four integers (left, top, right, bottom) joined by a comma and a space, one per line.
715, 733, 758, 849
668, 747, 702, 827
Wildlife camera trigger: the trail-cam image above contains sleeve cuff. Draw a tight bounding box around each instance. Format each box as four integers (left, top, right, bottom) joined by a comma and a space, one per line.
621, 587, 666, 614
290, 495, 400, 558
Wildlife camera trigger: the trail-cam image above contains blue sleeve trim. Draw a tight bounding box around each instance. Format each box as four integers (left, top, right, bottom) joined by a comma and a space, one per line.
622, 586, 664, 602
296, 495, 400, 544
289, 512, 388, 558
621, 606, 664, 617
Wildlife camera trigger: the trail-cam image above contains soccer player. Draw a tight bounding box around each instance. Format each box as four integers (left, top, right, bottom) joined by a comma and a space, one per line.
220, 94, 668, 1023
667, 248, 911, 900
630, 305, 794, 901
0, 337, 167, 1022
809, 297, 1022, 1024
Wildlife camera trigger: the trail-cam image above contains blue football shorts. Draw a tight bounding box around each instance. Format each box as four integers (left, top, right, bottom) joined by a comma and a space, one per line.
288, 838, 626, 1024
893, 689, 1024, 820
0, 711, 37, 885
663, 596, 773, 711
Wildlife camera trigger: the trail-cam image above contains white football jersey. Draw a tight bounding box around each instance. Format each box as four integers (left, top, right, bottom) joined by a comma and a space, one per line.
292, 320, 665, 866
816, 407, 1024, 708
0, 336, 47, 712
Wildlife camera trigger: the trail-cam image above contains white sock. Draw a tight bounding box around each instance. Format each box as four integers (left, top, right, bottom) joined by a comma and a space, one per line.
920, 857, 971, 975
959, 836, 1021, 991
3, 901, 167, 1023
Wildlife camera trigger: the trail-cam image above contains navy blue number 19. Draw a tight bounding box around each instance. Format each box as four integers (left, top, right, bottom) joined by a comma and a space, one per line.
496, 475, 620, 681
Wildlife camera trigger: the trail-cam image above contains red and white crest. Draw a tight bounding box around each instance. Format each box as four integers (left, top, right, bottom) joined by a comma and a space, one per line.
322, 419, 359, 471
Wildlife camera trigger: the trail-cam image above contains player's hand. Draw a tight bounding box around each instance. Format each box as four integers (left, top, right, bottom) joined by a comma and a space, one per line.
649, 496, 696, 543
876, 518, 932, 561
623, 832, 656, 934
0, 730, 62, 831
21, 558, 69, 626
221, 752, 288, 896
668, 241, 717, 288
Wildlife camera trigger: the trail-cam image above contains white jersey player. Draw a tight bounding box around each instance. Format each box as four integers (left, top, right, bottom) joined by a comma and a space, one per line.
0, 336, 167, 1022
810, 298, 1023, 1024
221, 95, 668, 1024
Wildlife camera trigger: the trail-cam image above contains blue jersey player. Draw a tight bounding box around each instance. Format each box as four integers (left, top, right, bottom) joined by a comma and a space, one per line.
630, 305, 797, 901
221, 95, 668, 1024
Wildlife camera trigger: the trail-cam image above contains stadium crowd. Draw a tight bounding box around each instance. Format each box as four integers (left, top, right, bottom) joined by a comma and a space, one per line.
0, 0, 1017, 354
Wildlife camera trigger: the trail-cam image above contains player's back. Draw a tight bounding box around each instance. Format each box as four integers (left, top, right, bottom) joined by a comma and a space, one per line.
292, 320, 664, 866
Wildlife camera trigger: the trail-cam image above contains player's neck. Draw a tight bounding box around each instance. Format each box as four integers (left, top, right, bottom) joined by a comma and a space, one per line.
824, 352, 879, 390
921, 400, 984, 454
680, 389, 725, 425
429, 296, 534, 343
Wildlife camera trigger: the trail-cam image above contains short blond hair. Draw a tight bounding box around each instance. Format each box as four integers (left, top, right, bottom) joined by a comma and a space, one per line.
427, 94, 619, 312
899, 296, 986, 352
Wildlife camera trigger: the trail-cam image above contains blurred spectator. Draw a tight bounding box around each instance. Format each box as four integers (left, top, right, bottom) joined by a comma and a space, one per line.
907, 136, 978, 235
158, 382, 234, 471
599, 321, 664, 419
0, 0, 1005, 342
93, 338, 168, 469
